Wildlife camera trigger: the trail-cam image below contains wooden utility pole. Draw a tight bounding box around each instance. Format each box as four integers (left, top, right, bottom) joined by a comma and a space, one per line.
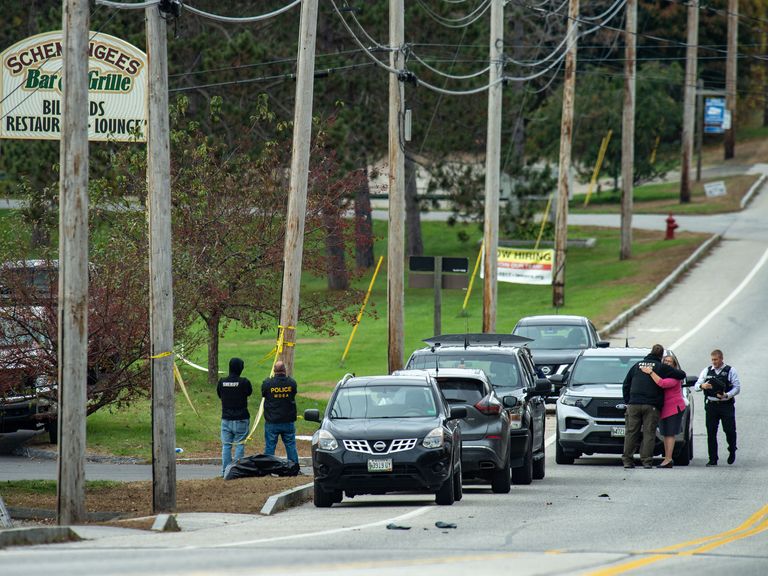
57, 0, 89, 526
553, 0, 578, 308
696, 79, 704, 182
146, 5, 176, 513
620, 0, 637, 261
724, 0, 738, 159
680, 0, 699, 204
433, 256, 442, 337
278, 0, 319, 374
482, 0, 503, 332
387, 0, 405, 372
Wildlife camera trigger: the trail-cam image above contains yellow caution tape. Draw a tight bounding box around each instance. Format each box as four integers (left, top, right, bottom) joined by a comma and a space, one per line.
241, 397, 265, 445
150, 350, 173, 359
173, 362, 200, 417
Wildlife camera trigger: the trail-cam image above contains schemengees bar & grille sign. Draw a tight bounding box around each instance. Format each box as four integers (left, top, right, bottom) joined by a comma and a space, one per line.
1, 31, 147, 142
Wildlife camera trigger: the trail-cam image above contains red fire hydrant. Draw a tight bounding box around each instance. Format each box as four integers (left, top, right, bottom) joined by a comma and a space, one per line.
665, 213, 678, 240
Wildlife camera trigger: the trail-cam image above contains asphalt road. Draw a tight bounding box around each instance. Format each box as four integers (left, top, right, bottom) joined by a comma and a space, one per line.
2, 186, 768, 575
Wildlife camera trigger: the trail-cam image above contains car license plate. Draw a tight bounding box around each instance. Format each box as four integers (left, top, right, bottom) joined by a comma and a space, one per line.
611, 426, 626, 438
367, 458, 393, 472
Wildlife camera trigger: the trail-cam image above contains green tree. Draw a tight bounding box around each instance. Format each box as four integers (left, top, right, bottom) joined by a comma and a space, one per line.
97, 96, 364, 385
527, 62, 684, 190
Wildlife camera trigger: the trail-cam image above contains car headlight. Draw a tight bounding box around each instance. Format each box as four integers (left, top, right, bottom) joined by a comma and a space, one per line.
312, 430, 338, 451
560, 394, 592, 409
422, 427, 445, 449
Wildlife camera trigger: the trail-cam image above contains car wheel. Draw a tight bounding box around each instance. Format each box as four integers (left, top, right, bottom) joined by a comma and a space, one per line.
453, 463, 463, 501
532, 435, 546, 480
673, 418, 692, 466
555, 429, 575, 465
490, 453, 511, 494
511, 433, 533, 485
313, 480, 334, 508
435, 467, 456, 505
332, 489, 343, 504
47, 421, 58, 445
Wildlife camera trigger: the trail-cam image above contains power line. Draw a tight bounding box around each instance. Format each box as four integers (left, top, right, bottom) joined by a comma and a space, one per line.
168, 48, 367, 79
181, 0, 301, 24
414, 0, 493, 29
169, 62, 376, 93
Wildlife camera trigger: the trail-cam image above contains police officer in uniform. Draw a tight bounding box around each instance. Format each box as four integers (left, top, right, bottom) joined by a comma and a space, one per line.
261, 360, 299, 464
217, 357, 252, 477
694, 349, 741, 466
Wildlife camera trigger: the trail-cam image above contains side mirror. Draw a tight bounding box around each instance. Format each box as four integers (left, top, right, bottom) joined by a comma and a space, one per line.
683, 375, 698, 388
547, 373, 565, 395
303, 409, 321, 423
529, 378, 553, 396
502, 395, 518, 408
596, 341, 610, 348
449, 406, 467, 420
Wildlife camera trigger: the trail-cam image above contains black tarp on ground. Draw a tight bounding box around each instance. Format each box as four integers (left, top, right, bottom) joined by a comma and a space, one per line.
224, 454, 300, 480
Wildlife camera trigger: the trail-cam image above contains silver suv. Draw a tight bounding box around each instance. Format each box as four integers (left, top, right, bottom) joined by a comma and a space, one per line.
552, 347, 695, 466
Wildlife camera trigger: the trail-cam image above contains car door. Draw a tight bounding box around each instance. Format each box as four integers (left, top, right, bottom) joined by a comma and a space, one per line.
520, 353, 546, 448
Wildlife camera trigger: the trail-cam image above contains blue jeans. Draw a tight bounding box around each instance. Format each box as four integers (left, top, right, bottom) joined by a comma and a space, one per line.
221, 419, 249, 476
264, 421, 299, 464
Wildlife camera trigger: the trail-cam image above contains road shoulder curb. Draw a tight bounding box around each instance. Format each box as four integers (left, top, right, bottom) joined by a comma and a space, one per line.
741, 172, 766, 209
601, 233, 722, 337
260, 482, 313, 516
0, 526, 80, 549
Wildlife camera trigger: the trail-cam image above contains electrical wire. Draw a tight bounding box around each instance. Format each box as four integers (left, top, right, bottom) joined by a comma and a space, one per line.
95, 0, 159, 8
169, 62, 376, 93
181, 0, 301, 24
414, 0, 493, 29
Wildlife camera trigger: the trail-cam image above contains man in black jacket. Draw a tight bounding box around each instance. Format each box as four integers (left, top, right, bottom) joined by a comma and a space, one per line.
217, 357, 252, 476
621, 344, 686, 469
262, 361, 299, 464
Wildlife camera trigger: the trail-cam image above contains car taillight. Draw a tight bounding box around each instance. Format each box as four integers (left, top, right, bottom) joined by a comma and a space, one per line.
474, 395, 502, 415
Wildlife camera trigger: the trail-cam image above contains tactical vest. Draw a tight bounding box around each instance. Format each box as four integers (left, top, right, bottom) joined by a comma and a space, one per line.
704, 364, 732, 398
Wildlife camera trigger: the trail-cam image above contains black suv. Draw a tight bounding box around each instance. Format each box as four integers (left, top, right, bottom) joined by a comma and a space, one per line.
406, 334, 551, 485
512, 315, 609, 395
395, 368, 518, 493
305, 373, 466, 507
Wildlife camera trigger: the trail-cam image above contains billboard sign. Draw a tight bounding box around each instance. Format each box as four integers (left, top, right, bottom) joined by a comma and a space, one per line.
704, 97, 725, 135
481, 247, 554, 285
1, 31, 147, 142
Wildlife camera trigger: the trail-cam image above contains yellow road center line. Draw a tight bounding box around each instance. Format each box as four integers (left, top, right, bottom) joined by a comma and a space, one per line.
583, 504, 768, 576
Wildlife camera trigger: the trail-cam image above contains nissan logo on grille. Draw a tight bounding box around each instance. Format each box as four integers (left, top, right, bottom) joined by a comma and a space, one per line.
373, 441, 387, 452
540, 366, 552, 375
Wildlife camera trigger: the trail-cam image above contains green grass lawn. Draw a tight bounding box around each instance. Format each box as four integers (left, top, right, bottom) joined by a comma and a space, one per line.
572, 174, 758, 215
79, 219, 708, 459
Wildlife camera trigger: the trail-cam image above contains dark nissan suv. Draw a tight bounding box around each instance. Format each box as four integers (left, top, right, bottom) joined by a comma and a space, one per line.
395, 368, 518, 493
305, 373, 466, 507
512, 315, 609, 380
406, 334, 551, 485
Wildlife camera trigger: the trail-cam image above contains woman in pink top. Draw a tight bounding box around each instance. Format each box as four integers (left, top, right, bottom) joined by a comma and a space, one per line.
641, 355, 686, 468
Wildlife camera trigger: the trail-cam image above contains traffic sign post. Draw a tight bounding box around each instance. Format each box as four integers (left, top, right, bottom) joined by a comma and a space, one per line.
409, 256, 469, 337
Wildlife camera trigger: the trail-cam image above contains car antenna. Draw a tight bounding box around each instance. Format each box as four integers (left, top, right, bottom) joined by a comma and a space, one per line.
625, 322, 630, 348
435, 355, 439, 377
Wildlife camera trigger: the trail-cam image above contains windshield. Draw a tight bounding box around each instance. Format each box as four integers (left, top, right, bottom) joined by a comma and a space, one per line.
514, 325, 589, 350
329, 385, 437, 419
569, 355, 644, 386
408, 352, 522, 389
